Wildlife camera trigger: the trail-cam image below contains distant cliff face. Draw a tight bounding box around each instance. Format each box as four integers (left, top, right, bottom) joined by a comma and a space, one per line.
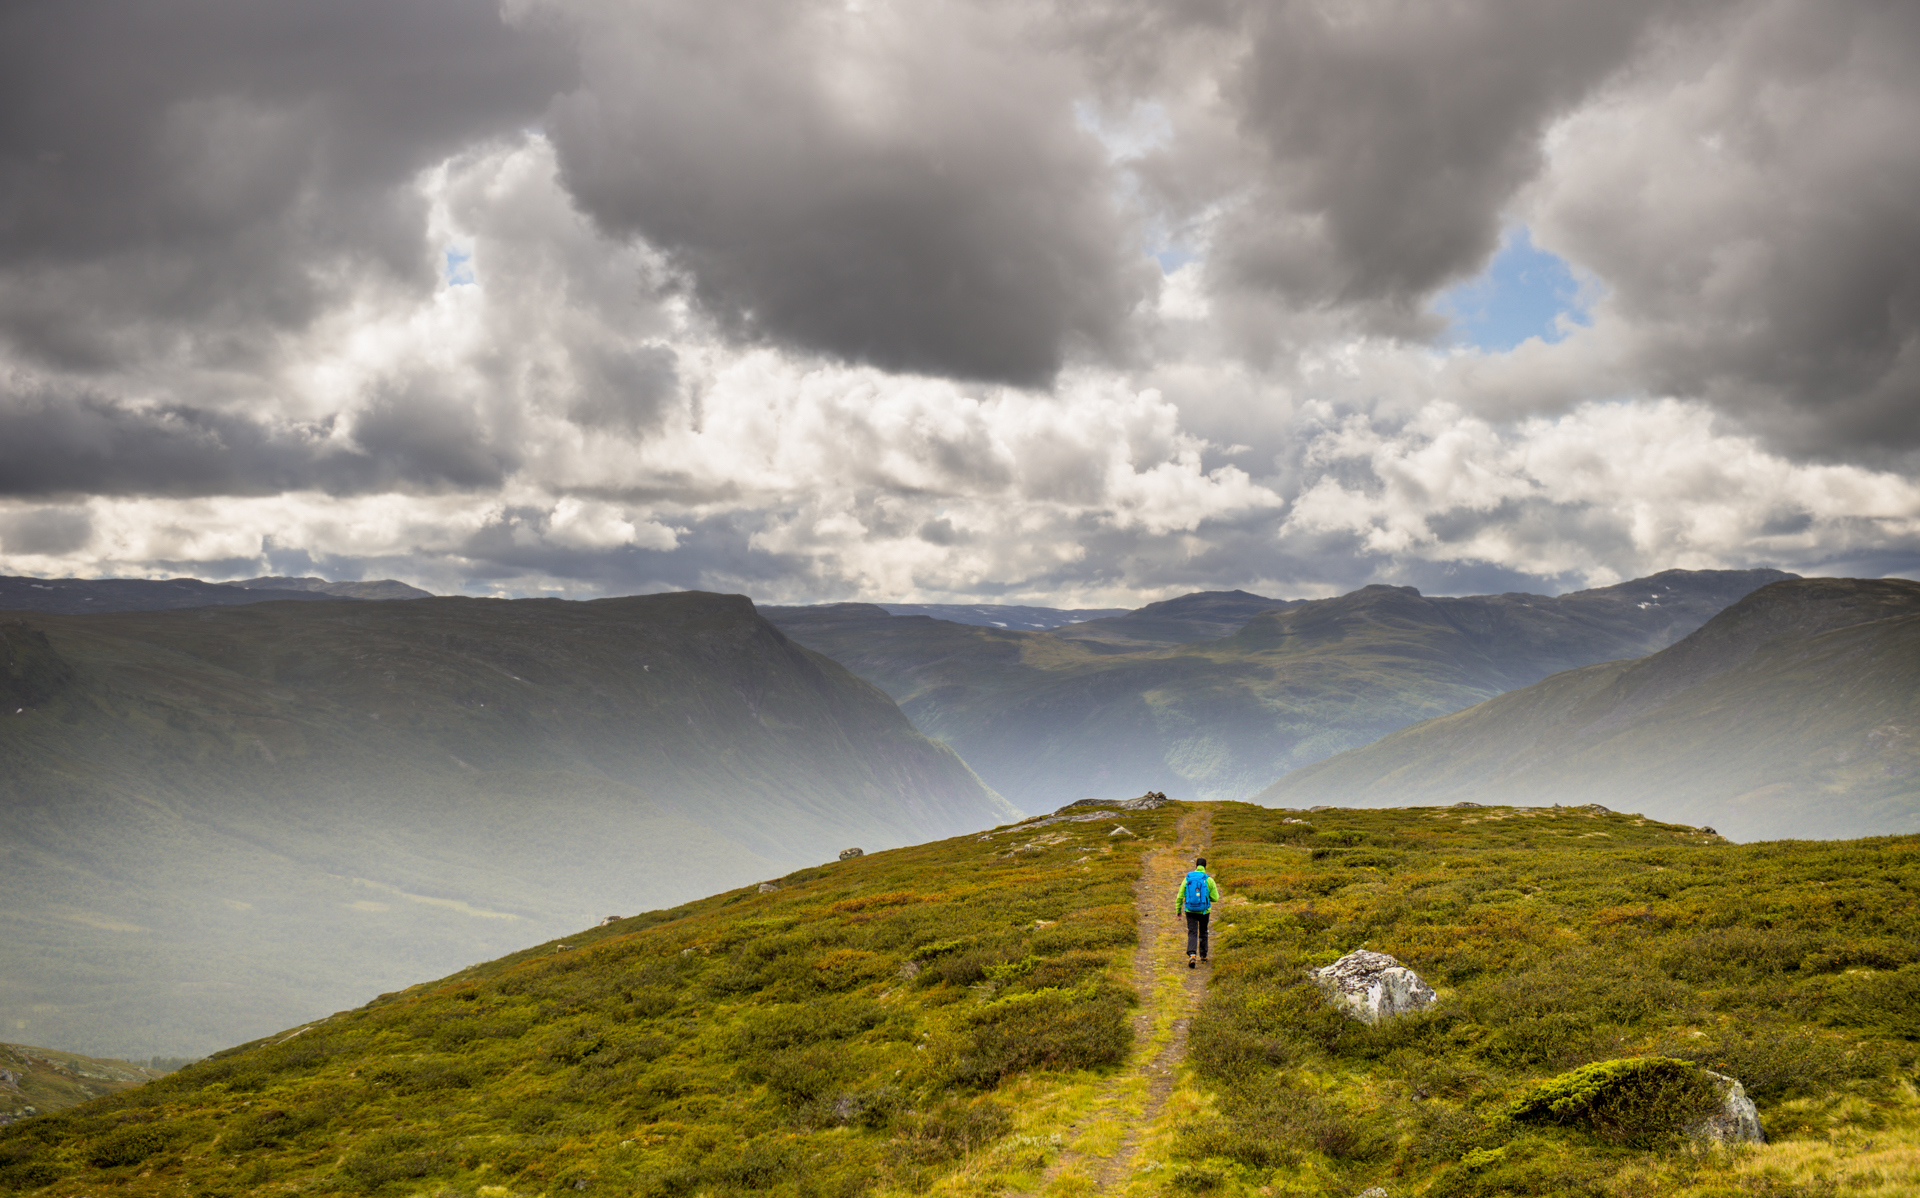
768, 569, 1794, 812
0, 591, 1011, 1058
1256, 577, 1920, 841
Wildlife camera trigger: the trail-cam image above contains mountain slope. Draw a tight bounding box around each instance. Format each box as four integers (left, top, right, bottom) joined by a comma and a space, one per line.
1256, 577, 1920, 840
1, 1045, 162, 1124
5, 801, 1916, 1198
0, 593, 1010, 1058
766, 569, 1792, 811
221, 576, 432, 600
1048, 589, 1299, 648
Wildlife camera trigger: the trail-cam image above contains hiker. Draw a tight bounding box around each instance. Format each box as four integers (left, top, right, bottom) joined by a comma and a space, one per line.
1179, 856, 1220, 968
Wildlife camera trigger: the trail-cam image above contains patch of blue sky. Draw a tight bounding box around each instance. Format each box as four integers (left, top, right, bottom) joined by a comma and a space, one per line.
444, 247, 477, 287
1433, 225, 1592, 352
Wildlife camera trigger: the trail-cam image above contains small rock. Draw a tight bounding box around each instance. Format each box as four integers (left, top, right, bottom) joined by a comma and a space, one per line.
1358, 1189, 1391, 1198
1311, 949, 1437, 1024
597, 915, 622, 927
1283, 817, 1310, 824
1309, 804, 1337, 811
1108, 826, 1135, 838
1692, 1071, 1765, 1143
757, 882, 778, 894
897, 959, 922, 980
1451, 801, 1485, 808
838, 847, 864, 860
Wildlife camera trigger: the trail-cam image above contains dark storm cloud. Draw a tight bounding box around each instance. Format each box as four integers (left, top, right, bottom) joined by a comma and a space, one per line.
0, 385, 515, 498
1186, 0, 1680, 337
543, 0, 1153, 387
0, 0, 573, 367
1534, 0, 1920, 456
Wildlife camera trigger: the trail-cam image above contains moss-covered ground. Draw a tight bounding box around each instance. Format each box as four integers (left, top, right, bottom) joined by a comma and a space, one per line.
1173, 803, 1920, 1196
3, 800, 1918, 1197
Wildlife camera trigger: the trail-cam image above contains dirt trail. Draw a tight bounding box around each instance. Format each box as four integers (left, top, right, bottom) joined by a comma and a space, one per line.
1026, 804, 1214, 1195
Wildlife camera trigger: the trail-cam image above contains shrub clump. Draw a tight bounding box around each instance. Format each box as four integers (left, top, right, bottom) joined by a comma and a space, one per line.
1505, 1056, 1721, 1149
952, 984, 1132, 1087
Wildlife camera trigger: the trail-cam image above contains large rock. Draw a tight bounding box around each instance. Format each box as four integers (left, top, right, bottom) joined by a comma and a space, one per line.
1693, 1071, 1765, 1143
1311, 950, 1437, 1024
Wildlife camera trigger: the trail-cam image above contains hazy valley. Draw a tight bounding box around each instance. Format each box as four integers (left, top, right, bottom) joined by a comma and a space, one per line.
766, 569, 1793, 812
0, 592, 1008, 1058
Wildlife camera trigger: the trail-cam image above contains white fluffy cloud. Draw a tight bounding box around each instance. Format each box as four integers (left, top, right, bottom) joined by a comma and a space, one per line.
2, 0, 1917, 601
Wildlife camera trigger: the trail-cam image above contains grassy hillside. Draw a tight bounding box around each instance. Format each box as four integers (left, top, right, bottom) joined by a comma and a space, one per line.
0, 593, 1010, 1059
1258, 577, 1920, 841
766, 569, 1791, 811
3, 800, 1916, 1197
1, 1045, 163, 1124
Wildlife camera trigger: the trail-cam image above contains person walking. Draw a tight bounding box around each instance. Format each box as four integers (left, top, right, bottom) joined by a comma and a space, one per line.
1178, 856, 1220, 968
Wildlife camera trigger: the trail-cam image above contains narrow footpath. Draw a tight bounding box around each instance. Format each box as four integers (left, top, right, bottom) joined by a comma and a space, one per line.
1025, 804, 1215, 1196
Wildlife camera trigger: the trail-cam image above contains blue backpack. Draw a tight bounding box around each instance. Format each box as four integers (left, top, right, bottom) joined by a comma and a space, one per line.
1183, 870, 1211, 913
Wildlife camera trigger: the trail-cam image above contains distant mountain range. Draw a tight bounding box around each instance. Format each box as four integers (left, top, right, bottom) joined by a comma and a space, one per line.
0, 574, 429, 615
1256, 577, 1920, 841
0, 592, 1009, 1058
872, 602, 1130, 630
221, 575, 433, 601
765, 570, 1794, 812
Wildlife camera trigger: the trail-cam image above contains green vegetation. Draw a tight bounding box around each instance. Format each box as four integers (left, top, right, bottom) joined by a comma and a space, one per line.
766, 569, 1788, 812
1504, 1057, 1720, 1149
0, 592, 1010, 1058
6, 800, 1920, 1197
0, 1044, 163, 1122
0, 805, 1163, 1197
1260, 577, 1920, 841
1173, 803, 1920, 1195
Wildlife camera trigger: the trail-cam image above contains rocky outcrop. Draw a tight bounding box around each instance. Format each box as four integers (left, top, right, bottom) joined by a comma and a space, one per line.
838, 847, 864, 860
1311, 950, 1437, 1024
1692, 1071, 1765, 1143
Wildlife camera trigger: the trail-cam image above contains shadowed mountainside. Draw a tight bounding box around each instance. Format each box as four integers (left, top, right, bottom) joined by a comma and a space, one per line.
1257, 577, 1920, 841
765, 569, 1793, 812
1049, 588, 1300, 648
0, 593, 1010, 1058
0, 576, 337, 615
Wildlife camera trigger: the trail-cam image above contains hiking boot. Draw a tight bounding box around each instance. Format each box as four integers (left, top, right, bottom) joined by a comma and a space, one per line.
1187, 953, 1197, 969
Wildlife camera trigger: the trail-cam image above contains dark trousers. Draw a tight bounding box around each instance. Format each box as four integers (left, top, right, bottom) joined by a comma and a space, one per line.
1185, 911, 1210, 958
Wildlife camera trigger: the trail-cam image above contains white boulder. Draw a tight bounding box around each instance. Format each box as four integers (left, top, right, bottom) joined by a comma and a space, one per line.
1311, 949, 1437, 1024
1692, 1071, 1765, 1143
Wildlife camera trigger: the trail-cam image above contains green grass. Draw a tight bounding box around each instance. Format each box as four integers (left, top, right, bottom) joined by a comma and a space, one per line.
0, 805, 1168, 1197
7, 800, 1919, 1198
1172, 803, 1920, 1196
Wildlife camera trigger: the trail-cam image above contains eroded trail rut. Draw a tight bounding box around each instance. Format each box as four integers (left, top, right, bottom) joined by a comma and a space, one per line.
1028, 805, 1214, 1195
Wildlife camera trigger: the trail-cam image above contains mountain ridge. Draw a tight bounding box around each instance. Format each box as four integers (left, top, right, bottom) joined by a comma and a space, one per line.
766, 568, 1795, 811
1256, 577, 1920, 840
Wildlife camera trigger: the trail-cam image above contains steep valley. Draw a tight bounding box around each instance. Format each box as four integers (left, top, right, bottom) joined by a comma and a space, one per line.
0, 593, 1009, 1059
766, 569, 1793, 812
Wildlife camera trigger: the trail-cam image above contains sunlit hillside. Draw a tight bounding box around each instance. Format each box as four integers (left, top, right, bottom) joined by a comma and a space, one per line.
5, 800, 1915, 1197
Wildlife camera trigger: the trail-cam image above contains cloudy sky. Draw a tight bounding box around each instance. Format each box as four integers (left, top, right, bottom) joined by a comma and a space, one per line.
2, 0, 1917, 604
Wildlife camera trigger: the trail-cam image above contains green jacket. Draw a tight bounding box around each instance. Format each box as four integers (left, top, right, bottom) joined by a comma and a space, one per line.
1177, 869, 1221, 914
